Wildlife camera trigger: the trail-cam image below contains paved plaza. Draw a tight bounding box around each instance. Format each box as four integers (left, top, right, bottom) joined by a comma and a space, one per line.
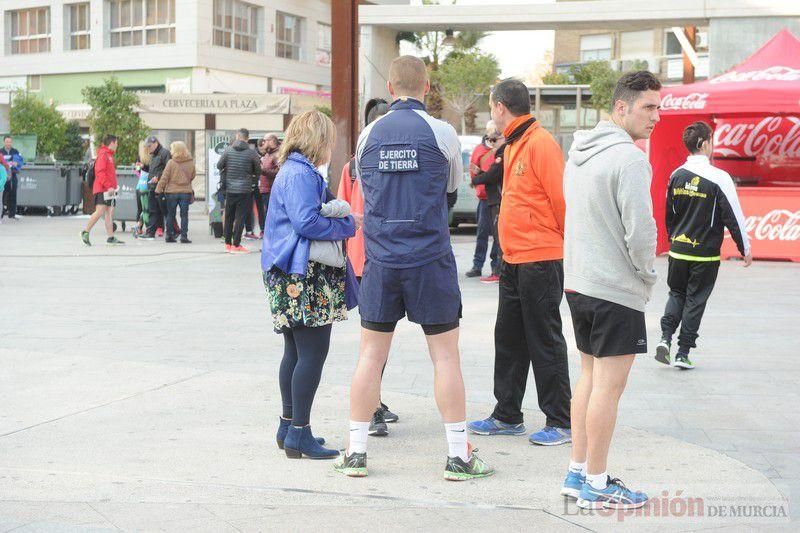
0, 211, 797, 531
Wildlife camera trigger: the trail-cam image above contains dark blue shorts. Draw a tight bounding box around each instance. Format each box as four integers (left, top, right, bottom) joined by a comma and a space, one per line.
359, 252, 462, 326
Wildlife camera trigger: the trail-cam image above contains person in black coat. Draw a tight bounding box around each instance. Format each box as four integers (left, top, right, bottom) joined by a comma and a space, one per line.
217, 128, 262, 251
140, 136, 171, 239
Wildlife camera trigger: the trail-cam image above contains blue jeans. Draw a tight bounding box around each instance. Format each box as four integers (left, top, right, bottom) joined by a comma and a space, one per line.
473, 199, 499, 273
165, 193, 191, 239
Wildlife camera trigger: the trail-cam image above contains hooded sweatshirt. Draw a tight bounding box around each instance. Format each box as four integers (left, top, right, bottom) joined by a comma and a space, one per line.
563, 121, 657, 312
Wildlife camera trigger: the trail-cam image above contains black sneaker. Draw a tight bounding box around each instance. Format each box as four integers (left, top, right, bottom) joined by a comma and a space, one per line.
380, 402, 399, 423
80, 231, 91, 246
674, 353, 695, 370
655, 337, 671, 365
139, 233, 155, 241
165, 237, 177, 243
106, 236, 125, 245
465, 268, 482, 278
444, 451, 494, 481
369, 408, 388, 436
334, 451, 368, 477
180, 237, 192, 244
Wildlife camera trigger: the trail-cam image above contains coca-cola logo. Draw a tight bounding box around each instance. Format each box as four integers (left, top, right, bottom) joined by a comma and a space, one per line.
713, 116, 800, 159
737, 209, 800, 241
661, 93, 708, 110
710, 66, 800, 84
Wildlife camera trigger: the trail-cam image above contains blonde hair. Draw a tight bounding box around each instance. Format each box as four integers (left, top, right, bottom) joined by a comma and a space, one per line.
138, 141, 152, 165
170, 140, 190, 159
389, 55, 428, 96
278, 110, 335, 167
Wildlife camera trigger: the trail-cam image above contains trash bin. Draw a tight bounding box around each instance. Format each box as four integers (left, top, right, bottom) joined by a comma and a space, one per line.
65, 166, 84, 214
113, 166, 139, 231
16, 164, 68, 216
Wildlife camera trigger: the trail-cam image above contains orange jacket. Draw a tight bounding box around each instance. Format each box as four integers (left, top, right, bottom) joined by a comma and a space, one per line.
337, 160, 366, 277
498, 115, 566, 264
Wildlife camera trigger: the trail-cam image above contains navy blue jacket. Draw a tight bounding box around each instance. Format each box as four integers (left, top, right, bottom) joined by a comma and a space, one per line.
356, 98, 463, 268
261, 152, 355, 276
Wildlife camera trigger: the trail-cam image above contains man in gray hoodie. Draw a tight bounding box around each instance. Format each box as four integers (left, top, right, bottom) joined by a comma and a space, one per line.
560, 71, 660, 510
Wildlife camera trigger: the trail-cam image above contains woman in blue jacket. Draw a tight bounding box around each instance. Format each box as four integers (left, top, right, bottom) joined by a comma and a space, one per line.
262, 110, 359, 459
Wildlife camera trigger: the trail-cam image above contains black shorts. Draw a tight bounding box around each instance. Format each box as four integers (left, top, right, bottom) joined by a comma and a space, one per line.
565, 292, 647, 357
94, 193, 115, 207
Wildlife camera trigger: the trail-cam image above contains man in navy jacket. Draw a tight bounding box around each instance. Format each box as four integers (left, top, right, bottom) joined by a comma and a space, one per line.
1, 135, 24, 220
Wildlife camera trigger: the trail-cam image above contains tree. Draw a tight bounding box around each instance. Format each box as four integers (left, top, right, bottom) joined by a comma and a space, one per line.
434, 52, 500, 134
82, 78, 150, 165
542, 60, 650, 112
9, 91, 67, 159
56, 120, 87, 162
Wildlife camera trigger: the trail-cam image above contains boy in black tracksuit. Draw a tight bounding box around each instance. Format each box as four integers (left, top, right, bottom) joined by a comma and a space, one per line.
656, 122, 752, 369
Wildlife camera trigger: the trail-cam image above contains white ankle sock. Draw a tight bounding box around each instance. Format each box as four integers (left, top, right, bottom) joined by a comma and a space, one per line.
569, 460, 587, 476
444, 421, 469, 461
586, 471, 608, 490
348, 421, 369, 454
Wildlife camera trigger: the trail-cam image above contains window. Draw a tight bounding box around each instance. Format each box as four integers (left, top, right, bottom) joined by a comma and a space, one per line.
109, 0, 175, 48
579, 34, 612, 62
276, 12, 303, 61
66, 3, 91, 50
9, 8, 51, 55
213, 0, 259, 52
664, 29, 709, 57
316, 23, 331, 66
28, 75, 42, 91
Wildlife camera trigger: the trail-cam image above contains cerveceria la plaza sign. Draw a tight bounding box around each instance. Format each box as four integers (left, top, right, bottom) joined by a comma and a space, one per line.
136, 94, 291, 115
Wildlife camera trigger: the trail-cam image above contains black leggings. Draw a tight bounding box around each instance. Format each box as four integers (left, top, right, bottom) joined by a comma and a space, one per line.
279, 324, 332, 426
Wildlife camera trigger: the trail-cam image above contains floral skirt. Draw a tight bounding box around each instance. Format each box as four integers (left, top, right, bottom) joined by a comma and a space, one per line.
264, 261, 348, 333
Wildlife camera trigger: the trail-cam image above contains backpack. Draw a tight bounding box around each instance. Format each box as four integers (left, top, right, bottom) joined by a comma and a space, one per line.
85, 159, 96, 188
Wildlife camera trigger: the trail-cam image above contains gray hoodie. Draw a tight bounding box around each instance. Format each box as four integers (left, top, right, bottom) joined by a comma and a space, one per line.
563, 121, 657, 312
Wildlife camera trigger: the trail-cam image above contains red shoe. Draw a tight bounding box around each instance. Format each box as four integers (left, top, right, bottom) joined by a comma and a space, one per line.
225, 244, 233, 253
480, 274, 500, 284
156, 228, 164, 237
230, 245, 250, 254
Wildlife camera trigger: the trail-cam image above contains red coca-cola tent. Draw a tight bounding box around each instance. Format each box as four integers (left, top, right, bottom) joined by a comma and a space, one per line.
650, 29, 800, 261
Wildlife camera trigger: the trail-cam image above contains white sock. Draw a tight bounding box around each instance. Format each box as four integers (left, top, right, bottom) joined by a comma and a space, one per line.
348, 421, 369, 454
569, 460, 587, 476
444, 421, 469, 462
586, 471, 608, 490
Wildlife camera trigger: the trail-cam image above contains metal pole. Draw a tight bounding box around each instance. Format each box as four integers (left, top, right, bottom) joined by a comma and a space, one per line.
331, 0, 359, 194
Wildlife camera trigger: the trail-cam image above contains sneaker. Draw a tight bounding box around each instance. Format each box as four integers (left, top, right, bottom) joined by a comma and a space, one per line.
467, 416, 526, 436
156, 228, 164, 237
560, 470, 586, 499
80, 231, 91, 246
229, 245, 250, 254
465, 268, 482, 278
380, 402, 398, 423
480, 274, 500, 284
577, 476, 649, 510
655, 338, 671, 365
106, 236, 125, 245
139, 233, 155, 241
180, 237, 192, 244
368, 408, 388, 437
244, 232, 259, 240
165, 237, 177, 243
529, 426, 572, 446
674, 353, 695, 370
334, 451, 368, 477
444, 449, 494, 481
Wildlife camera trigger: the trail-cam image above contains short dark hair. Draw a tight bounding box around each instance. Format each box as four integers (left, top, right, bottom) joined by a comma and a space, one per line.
238, 128, 250, 139
3, 135, 11, 141
612, 71, 662, 110
490, 78, 531, 117
365, 97, 390, 125
682, 121, 713, 154
103, 134, 118, 146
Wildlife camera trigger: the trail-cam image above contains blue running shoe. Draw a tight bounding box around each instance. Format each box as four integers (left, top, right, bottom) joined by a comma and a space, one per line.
560, 470, 585, 499
529, 426, 572, 446
467, 416, 526, 436
577, 477, 649, 510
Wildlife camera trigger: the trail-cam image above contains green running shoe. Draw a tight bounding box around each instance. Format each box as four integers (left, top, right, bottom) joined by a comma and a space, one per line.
80, 231, 91, 246
674, 353, 695, 370
444, 452, 494, 481
334, 451, 368, 477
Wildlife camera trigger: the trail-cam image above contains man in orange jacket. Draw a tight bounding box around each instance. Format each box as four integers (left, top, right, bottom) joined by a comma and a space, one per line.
468, 79, 571, 445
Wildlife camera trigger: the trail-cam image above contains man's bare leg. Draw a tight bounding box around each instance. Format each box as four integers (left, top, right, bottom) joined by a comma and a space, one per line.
570, 352, 594, 463
85, 204, 106, 232
425, 327, 465, 423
